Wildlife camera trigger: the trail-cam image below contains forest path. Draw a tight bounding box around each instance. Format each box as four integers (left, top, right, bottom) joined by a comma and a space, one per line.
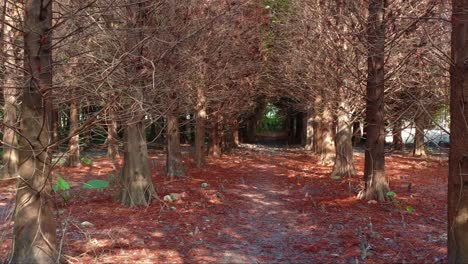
213, 158, 317, 263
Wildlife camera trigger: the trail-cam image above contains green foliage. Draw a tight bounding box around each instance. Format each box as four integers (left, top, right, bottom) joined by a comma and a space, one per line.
81, 157, 92, 165
258, 103, 286, 132
386, 191, 396, 197
406, 206, 414, 213
53, 177, 72, 203
201, 182, 209, 188
53, 177, 71, 192
82, 179, 109, 190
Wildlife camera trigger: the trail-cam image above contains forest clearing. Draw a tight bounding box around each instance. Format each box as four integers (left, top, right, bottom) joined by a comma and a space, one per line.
0, 145, 447, 263
0, 0, 467, 263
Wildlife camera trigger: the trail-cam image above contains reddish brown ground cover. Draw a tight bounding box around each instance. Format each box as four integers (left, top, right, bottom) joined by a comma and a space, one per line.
0, 145, 447, 263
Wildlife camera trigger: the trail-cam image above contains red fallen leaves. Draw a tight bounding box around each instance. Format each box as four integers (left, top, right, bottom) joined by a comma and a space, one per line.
0, 147, 448, 263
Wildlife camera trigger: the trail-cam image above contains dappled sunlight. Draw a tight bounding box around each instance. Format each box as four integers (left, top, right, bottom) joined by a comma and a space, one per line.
0, 145, 448, 262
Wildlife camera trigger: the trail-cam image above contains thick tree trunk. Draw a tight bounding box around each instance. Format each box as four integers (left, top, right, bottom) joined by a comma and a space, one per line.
320, 101, 335, 165
119, 0, 155, 206
166, 110, 187, 178
194, 85, 207, 167
359, 0, 389, 201
304, 110, 314, 151
448, 3, 468, 261
66, 97, 81, 167
313, 95, 323, 153
120, 120, 155, 206
331, 103, 356, 179
11, 0, 57, 262
413, 112, 426, 157
106, 107, 119, 161
2, 3, 18, 179
392, 119, 403, 151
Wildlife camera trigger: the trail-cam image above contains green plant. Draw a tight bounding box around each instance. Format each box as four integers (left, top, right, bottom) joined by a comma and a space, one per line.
53, 177, 71, 203
80, 157, 92, 165
82, 179, 109, 191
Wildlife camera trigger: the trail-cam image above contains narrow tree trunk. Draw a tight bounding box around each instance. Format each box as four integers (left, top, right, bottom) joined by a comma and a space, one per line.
359, 0, 389, 201
208, 116, 222, 158
352, 121, 362, 146
119, 0, 155, 206
305, 110, 314, 151
392, 119, 403, 151
413, 112, 426, 157
331, 102, 356, 179
2, 2, 18, 179
448, 2, 468, 261
11, 0, 57, 261
313, 95, 323, 153
232, 120, 240, 146
320, 101, 335, 165
194, 85, 207, 167
66, 97, 81, 167
166, 110, 187, 178
107, 107, 119, 161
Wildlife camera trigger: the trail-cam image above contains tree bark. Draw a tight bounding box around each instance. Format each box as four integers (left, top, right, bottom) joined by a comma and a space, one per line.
413, 112, 426, 157
448, 2, 468, 261
107, 107, 119, 161
359, 0, 389, 201
331, 102, 356, 179
120, 119, 155, 206
208, 115, 222, 158
194, 85, 207, 167
392, 119, 403, 151
313, 95, 323, 153
166, 109, 187, 178
1, 1, 18, 179
11, 0, 57, 261
320, 101, 335, 165
65, 96, 81, 167
119, 0, 156, 206
305, 110, 314, 151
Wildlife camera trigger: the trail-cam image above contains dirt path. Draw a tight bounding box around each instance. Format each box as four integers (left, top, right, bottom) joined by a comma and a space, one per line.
209, 162, 316, 263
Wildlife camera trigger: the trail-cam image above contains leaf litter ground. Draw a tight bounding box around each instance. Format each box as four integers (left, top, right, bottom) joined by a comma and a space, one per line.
0, 144, 447, 263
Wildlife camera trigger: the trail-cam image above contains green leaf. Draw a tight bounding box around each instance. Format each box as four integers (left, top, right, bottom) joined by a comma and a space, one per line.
81, 157, 92, 165
406, 206, 414, 213
201, 182, 209, 188
386, 191, 396, 197
82, 179, 109, 189
53, 177, 71, 192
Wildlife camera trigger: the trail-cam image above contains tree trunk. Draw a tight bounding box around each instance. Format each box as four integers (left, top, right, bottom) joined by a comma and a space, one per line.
166, 110, 187, 178
320, 101, 335, 165
65, 97, 81, 167
1, 1, 18, 179
359, 0, 389, 201
392, 119, 403, 151
11, 0, 57, 262
352, 121, 363, 146
119, 0, 155, 206
208, 116, 222, 158
232, 120, 240, 146
194, 85, 207, 167
413, 112, 426, 157
305, 110, 314, 151
106, 107, 119, 161
448, 2, 468, 261
331, 102, 356, 179
313, 95, 323, 153
120, 120, 155, 206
